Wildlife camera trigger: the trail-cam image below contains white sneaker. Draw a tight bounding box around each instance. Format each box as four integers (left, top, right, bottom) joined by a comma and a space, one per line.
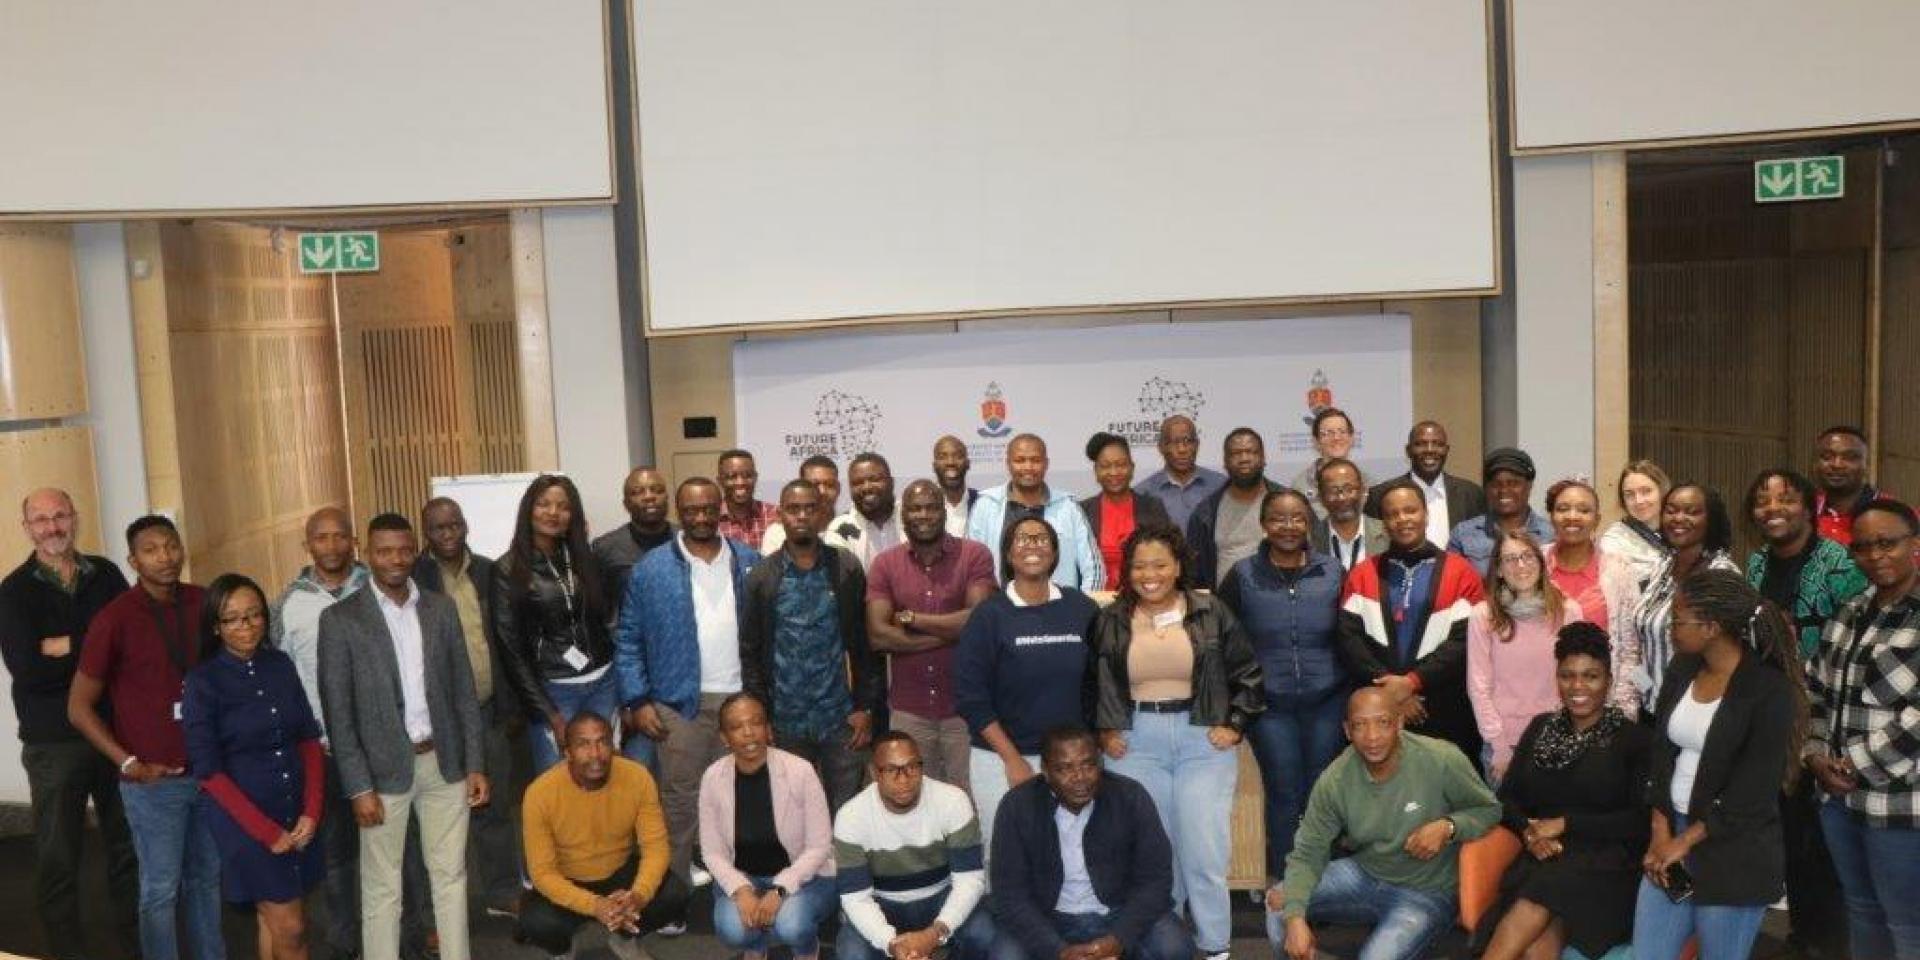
654, 921, 687, 938
1203, 951, 1232, 960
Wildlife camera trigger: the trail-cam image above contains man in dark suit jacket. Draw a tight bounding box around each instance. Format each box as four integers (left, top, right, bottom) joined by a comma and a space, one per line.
320, 513, 490, 960
413, 496, 523, 918
1363, 421, 1486, 547
989, 727, 1193, 960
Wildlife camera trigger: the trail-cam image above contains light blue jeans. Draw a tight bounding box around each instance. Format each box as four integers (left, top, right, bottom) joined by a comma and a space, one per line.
119, 777, 226, 960
711, 874, 835, 954
1106, 709, 1238, 954
529, 670, 621, 771
1630, 815, 1767, 960
969, 746, 1040, 863
1264, 857, 1455, 960
1821, 797, 1920, 960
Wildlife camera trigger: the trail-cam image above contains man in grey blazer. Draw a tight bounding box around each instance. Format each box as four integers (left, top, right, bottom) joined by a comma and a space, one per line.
319, 512, 490, 960
1311, 458, 1389, 571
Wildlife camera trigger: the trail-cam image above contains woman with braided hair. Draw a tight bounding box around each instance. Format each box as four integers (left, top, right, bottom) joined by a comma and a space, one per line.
1632, 568, 1805, 960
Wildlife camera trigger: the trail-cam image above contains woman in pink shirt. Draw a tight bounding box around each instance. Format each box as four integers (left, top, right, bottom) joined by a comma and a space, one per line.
1543, 478, 1632, 636
1469, 532, 1579, 783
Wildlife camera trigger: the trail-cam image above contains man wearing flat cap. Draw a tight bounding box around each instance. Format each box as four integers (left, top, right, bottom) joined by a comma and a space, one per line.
1444, 448, 1553, 574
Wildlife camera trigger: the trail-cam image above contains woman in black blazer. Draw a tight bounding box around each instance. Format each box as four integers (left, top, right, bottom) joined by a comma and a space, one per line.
1079, 432, 1172, 592
1633, 568, 1805, 960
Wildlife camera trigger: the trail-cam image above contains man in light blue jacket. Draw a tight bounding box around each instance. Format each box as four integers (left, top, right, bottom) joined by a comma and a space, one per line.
965, 434, 1103, 589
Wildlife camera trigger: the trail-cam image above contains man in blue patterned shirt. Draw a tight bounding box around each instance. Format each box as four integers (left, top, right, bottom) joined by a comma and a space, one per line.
740, 480, 881, 811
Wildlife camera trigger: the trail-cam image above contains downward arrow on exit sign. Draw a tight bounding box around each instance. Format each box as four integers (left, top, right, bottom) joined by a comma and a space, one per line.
1755, 156, 1844, 203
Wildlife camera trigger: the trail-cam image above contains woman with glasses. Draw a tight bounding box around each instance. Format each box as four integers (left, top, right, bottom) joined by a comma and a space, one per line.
1290, 408, 1373, 519
1078, 432, 1171, 592
184, 573, 325, 960
1218, 488, 1348, 886
1092, 523, 1263, 960
1805, 500, 1920, 960
954, 515, 1099, 852
1468, 532, 1578, 784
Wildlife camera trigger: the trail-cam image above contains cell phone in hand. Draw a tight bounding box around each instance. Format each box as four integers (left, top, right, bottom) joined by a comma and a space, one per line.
1663, 861, 1695, 903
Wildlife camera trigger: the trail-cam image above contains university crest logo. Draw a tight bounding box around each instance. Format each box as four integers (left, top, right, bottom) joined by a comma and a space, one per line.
1301, 369, 1334, 429
977, 382, 1012, 439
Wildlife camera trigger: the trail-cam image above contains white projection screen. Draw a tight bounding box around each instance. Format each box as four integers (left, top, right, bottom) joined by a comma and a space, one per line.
632, 1, 1498, 334
1510, 0, 1920, 153
0, 2, 613, 216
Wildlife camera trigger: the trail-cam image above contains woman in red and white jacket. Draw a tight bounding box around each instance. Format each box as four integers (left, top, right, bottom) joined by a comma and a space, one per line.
1337, 481, 1489, 765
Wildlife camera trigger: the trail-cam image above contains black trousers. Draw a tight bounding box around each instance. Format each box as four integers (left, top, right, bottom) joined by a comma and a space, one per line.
23, 740, 139, 960
1783, 778, 1848, 959
516, 856, 690, 955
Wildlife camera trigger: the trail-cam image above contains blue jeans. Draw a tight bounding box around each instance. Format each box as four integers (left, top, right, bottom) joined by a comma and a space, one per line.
1245, 690, 1346, 879
1107, 709, 1238, 953
119, 777, 226, 960
529, 670, 621, 771
1821, 797, 1920, 960
836, 888, 995, 960
990, 909, 1193, 960
712, 874, 836, 954
1266, 857, 1454, 960
1630, 813, 1766, 960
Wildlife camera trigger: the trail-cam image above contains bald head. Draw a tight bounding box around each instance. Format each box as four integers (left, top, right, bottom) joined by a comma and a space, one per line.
21, 488, 78, 563
1347, 685, 1396, 719
304, 505, 357, 579
304, 505, 352, 539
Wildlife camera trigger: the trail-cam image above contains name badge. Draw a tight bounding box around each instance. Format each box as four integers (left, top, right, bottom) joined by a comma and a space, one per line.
172, 701, 183, 721
1151, 610, 1182, 630
39, 635, 71, 658
561, 646, 591, 671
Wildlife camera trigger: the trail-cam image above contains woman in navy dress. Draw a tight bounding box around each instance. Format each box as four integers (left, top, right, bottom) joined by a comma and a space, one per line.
183, 573, 325, 960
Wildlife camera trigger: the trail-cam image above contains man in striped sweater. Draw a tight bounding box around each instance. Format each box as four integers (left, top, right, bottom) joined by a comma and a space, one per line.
833, 730, 995, 960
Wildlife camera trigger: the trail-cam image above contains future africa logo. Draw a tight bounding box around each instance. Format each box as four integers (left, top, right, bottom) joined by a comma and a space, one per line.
784, 389, 882, 460
977, 382, 1012, 439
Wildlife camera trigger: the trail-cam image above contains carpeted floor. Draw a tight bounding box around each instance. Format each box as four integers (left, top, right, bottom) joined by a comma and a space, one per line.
0, 828, 1798, 959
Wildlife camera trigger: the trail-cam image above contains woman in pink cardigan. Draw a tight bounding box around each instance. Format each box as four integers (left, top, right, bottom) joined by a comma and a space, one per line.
1468, 532, 1580, 784
698, 693, 837, 960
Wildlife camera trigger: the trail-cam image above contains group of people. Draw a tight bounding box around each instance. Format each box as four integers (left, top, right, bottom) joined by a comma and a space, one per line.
1, 410, 1915, 960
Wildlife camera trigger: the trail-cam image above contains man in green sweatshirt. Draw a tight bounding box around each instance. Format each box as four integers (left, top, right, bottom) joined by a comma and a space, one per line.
1270, 687, 1499, 960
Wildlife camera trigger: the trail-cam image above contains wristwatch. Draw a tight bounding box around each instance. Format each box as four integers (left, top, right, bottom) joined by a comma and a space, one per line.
932, 921, 952, 946
773, 883, 792, 898
898, 609, 916, 627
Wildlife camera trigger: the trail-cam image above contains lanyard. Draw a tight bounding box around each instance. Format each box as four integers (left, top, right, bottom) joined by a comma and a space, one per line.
145, 593, 191, 677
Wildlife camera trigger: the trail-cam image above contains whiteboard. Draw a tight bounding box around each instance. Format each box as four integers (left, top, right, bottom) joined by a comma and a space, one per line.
0, 2, 612, 215
1510, 0, 1920, 152
632, 1, 1497, 333
430, 473, 543, 561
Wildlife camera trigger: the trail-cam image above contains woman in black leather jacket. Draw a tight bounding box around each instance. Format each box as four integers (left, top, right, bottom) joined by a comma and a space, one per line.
1090, 522, 1263, 960
490, 474, 617, 771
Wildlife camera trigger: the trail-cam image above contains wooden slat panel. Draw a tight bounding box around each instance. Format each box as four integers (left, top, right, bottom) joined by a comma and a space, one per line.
0, 223, 89, 420
0, 427, 105, 560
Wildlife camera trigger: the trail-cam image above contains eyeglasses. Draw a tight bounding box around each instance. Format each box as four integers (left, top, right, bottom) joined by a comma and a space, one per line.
875, 760, 924, 778
1497, 553, 1540, 568
219, 610, 266, 628
1012, 533, 1052, 548
1318, 427, 1353, 440
1850, 535, 1912, 558
1321, 484, 1360, 497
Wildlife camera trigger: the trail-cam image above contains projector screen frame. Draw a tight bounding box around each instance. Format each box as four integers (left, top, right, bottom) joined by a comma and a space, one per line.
630, 0, 1504, 339
1504, 1, 1920, 156
0, 3, 619, 223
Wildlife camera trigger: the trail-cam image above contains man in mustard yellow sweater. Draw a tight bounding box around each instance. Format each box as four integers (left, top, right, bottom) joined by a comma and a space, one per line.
519, 711, 689, 959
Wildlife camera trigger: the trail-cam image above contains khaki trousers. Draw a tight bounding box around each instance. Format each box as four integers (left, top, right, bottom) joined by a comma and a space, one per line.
360, 750, 471, 960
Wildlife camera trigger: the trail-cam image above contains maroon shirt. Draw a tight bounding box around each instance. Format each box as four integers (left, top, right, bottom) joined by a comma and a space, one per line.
77, 583, 207, 772
865, 535, 994, 718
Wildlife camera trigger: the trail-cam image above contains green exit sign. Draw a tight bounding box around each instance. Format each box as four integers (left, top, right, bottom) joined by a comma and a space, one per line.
298, 231, 381, 274
1754, 156, 1844, 203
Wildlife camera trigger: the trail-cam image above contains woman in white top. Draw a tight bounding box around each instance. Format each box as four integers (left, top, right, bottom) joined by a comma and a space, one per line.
1598, 460, 1671, 582
1634, 569, 1803, 960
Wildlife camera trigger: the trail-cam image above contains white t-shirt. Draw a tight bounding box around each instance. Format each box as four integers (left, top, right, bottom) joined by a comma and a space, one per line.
1666, 681, 1722, 814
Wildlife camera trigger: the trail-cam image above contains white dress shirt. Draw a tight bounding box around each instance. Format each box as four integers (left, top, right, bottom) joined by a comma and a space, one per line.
824, 507, 903, 571
680, 533, 744, 693
943, 493, 970, 539
1413, 472, 1451, 547
374, 580, 434, 743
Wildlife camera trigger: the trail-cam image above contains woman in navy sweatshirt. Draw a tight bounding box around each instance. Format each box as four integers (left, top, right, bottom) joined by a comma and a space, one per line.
954, 516, 1100, 854
1217, 487, 1349, 884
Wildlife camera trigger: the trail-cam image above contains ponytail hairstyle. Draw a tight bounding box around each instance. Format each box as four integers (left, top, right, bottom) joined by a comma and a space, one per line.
1675, 567, 1808, 788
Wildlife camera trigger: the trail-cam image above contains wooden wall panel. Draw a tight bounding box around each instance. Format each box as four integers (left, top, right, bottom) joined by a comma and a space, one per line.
158, 222, 346, 588
0, 223, 89, 420
451, 222, 527, 474
1629, 148, 1876, 556
0, 427, 105, 562
1880, 134, 1920, 497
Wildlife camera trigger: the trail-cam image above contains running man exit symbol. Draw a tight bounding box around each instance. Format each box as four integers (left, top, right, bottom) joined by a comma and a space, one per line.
1754, 156, 1844, 203
297, 231, 381, 273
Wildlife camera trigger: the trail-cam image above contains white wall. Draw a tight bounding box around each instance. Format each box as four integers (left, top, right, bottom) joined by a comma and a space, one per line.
1513, 155, 1597, 485
71, 223, 150, 567
540, 206, 635, 538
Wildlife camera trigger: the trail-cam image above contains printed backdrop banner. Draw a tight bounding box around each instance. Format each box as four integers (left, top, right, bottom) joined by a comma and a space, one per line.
733, 316, 1413, 503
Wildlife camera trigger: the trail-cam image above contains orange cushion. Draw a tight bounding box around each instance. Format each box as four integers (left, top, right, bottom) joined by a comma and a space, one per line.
1456, 825, 1522, 931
